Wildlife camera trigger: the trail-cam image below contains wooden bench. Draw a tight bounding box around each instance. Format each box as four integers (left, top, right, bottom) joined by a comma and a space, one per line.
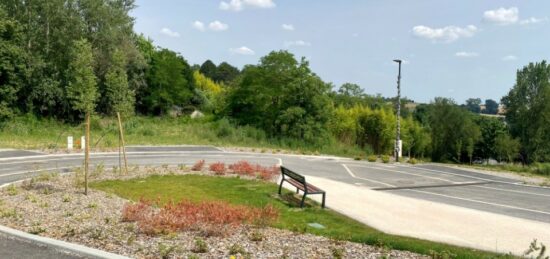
278, 166, 326, 208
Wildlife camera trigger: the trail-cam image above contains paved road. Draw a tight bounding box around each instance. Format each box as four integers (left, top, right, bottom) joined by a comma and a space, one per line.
0, 232, 81, 259
1, 146, 548, 224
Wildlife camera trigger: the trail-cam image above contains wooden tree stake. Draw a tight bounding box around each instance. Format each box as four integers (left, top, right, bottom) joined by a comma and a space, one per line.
84, 112, 90, 195
117, 112, 129, 175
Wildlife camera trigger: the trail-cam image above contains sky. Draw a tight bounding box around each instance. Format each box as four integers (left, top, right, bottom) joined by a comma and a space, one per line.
131, 0, 550, 104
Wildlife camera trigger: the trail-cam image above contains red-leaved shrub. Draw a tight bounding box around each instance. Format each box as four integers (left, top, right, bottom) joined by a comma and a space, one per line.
209, 162, 226, 175
121, 199, 279, 236
228, 160, 255, 176
192, 160, 205, 171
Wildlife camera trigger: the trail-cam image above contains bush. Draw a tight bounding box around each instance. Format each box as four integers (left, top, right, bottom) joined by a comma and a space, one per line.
533, 163, 550, 176
228, 161, 255, 176
209, 162, 226, 175
381, 155, 390, 163
191, 160, 205, 171
121, 199, 279, 236
408, 158, 417, 165
227, 161, 279, 181
367, 155, 377, 162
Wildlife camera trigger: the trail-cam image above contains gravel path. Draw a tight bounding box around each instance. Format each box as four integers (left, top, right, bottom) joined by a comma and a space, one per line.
0, 167, 426, 258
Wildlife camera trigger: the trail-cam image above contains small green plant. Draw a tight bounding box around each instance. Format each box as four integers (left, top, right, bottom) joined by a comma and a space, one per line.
6, 184, 18, 196
25, 194, 38, 203
158, 243, 176, 259
42, 187, 52, 195
93, 162, 105, 177
39, 201, 49, 208
249, 230, 264, 241
187, 255, 199, 259
330, 246, 345, 259
429, 249, 457, 259
408, 158, 418, 164
228, 243, 247, 256
87, 202, 98, 209
29, 223, 46, 235
62, 194, 71, 203
0, 207, 17, 218
353, 156, 362, 161
367, 155, 377, 162
127, 234, 136, 245
381, 155, 390, 163
192, 238, 208, 253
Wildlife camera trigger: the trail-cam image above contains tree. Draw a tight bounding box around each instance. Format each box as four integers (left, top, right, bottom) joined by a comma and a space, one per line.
428, 98, 480, 162
142, 48, 195, 115
214, 62, 239, 83
105, 49, 135, 116
465, 98, 481, 113
474, 116, 507, 163
226, 51, 332, 143
495, 134, 520, 163
483, 99, 498, 114
357, 108, 395, 154
338, 83, 364, 97
502, 61, 550, 163
0, 7, 27, 122
199, 60, 217, 80
65, 39, 98, 117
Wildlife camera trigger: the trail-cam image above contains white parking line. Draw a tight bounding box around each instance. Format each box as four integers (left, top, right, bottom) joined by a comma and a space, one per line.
342, 164, 395, 187
408, 189, 550, 216
350, 164, 457, 183
473, 185, 550, 198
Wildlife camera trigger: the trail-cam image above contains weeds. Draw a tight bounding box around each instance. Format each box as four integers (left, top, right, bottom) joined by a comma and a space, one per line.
158, 243, 177, 259
249, 230, 264, 241
524, 239, 548, 259
228, 243, 249, 257
330, 246, 345, 259
192, 238, 208, 253
6, 185, 18, 196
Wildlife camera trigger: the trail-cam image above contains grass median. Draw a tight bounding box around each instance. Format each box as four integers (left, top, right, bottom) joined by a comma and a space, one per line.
91, 174, 510, 259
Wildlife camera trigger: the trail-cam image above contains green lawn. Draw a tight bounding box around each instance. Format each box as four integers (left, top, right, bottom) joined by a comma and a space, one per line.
91, 174, 510, 259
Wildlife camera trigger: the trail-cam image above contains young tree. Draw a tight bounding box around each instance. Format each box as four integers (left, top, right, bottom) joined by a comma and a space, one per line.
66, 39, 98, 117
495, 134, 520, 163
66, 39, 98, 195
105, 49, 135, 116
502, 61, 550, 163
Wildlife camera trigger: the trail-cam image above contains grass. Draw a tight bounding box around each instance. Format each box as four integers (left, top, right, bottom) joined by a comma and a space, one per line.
0, 115, 366, 158
456, 163, 550, 181
91, 174, 510, 259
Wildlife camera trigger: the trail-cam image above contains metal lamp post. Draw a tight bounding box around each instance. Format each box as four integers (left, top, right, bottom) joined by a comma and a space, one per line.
393, 59, 402, 162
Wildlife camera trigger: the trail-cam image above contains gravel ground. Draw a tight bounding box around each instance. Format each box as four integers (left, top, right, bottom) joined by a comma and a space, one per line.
0, 167, 427, 259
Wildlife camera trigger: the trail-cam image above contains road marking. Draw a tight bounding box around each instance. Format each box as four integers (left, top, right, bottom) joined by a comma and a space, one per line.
0, 167, 73, 178
350, 164, 457, 183
473, 185, 550, 198
342, 164, 395, 187
406, 189, 550, 216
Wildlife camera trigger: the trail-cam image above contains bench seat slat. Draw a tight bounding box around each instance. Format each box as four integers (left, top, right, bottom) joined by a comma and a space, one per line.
285, 175, 325, 194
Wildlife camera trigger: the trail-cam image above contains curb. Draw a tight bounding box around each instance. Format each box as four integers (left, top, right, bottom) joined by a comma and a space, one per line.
0, 225, 131, 259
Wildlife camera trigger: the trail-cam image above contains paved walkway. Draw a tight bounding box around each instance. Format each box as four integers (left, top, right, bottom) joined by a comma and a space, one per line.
297, 175, 550, 255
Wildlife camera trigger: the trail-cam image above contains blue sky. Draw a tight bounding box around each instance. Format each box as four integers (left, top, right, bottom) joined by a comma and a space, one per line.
131, 0, 550, 103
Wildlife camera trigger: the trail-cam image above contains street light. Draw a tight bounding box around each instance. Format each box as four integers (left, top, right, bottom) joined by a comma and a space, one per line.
393, 59, 402, 162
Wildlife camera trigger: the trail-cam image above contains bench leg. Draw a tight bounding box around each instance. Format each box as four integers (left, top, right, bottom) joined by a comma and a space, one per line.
278, 179, 284, 195
296, 188, 299, 194
300, 193, 306, 208
321, 193, 326, 209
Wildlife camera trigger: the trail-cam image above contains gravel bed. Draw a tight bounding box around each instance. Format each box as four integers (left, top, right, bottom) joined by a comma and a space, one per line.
0, 167, 426, 258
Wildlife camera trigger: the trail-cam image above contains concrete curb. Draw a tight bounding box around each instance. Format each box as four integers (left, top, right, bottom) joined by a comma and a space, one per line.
0, 225, 131, 259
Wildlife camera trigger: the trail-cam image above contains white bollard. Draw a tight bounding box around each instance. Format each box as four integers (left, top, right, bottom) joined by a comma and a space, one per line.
81, 136, 86, 150
67, 136, 73, 150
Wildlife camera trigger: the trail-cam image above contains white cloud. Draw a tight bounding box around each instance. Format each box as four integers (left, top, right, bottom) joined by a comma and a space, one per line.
209, 20, 229, 31
160, 27, 180, 38
455, 51, 479, 58
282, 24, 294, 31
220, 0, 275, 11
284, 40, 311, 47
229, 46, 255, 55
412, 25, 477, 43
519, 17, 548, 25
483, 7, 519, 25
192, 21, 205, 31
502, 55, 518, 61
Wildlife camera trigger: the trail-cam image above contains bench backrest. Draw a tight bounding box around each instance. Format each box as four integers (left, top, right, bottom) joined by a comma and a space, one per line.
281, 166, 306, 184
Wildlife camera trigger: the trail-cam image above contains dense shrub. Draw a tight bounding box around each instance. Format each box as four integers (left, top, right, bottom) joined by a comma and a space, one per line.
226, 161, 279, 180
381, 155, 390, 163
209, 162, 226, 175
408, 158, 418, 165
121, 199, 278, 236
367, 155, 377, 162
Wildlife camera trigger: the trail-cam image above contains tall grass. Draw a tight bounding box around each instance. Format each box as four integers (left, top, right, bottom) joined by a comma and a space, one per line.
0, 115, 367, 157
